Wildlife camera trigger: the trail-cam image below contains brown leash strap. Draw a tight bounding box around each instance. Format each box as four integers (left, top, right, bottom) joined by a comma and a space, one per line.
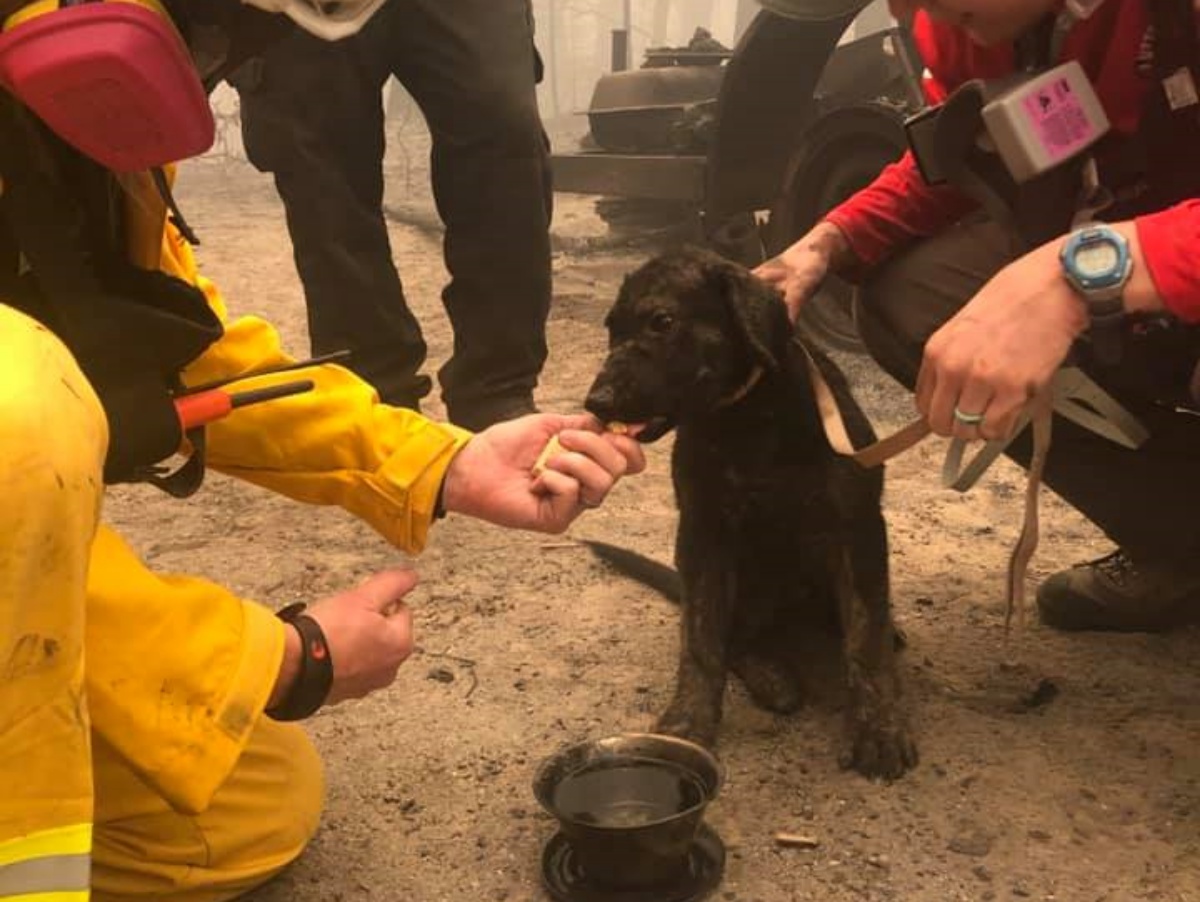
941, 435, 1015, 491
800, 342, 1141, 642
801, 348, 932, 465
1005, 387, 1053, 641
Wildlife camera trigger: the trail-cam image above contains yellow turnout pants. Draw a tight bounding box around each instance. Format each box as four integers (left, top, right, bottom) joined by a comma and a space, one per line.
0, 306, 323, 901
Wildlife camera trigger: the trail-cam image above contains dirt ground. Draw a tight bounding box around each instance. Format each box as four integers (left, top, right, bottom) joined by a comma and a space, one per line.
101, 136, 1200, 902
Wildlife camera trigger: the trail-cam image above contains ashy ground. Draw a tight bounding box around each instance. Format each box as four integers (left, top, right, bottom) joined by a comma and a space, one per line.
100, 143, 1200, 902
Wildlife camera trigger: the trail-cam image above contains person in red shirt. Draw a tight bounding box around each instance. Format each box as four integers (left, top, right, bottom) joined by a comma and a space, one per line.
757, 0, 1200, 632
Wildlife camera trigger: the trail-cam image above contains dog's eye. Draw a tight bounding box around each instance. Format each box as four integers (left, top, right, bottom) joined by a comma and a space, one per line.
649, 311, 675, 334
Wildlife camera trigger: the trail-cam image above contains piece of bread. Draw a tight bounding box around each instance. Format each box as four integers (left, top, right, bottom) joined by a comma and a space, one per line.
531, 423, 630, 477
531, 435, 563, 477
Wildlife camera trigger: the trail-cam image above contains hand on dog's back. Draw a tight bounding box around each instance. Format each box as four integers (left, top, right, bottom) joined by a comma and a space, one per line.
754, 221, 853, 322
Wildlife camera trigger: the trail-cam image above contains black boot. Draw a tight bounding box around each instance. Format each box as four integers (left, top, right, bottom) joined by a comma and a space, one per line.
1036, 549, 1200, 633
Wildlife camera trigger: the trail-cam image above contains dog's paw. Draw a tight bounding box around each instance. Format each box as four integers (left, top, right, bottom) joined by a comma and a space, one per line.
840, 719, 918, 781
654, 707, 718, 751
734, 654, 804, 714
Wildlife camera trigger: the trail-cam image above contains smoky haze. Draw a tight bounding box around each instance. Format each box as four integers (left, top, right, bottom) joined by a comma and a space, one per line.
531, 0, 746, 120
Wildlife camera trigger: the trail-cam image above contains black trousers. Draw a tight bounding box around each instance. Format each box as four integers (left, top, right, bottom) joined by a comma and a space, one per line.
856, 218, 1200, 567
233, 0, 552, 423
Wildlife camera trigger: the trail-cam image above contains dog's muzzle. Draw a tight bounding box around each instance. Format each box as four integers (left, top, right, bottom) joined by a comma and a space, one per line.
584, 382, 674, 444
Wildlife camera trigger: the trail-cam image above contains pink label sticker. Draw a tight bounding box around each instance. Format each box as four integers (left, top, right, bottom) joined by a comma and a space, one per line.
1021, 77, 1094, 162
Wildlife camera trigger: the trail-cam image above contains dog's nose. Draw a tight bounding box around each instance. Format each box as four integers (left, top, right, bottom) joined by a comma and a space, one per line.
584, 382, 616, 419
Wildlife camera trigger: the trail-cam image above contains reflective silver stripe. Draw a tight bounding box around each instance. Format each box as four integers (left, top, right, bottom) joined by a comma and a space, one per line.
0, 853, 90, 896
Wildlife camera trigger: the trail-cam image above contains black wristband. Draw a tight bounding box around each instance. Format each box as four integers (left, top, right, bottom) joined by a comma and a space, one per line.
265, 602, 334, 722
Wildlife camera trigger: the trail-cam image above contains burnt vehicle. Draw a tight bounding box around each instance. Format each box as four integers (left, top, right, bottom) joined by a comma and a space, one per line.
551, 4, 926, 352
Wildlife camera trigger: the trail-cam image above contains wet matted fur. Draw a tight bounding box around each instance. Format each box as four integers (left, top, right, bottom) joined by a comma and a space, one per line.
584, 246, 917, 780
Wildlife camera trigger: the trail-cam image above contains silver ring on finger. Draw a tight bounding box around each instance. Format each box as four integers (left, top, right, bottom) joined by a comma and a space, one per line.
953, 406, 986, 426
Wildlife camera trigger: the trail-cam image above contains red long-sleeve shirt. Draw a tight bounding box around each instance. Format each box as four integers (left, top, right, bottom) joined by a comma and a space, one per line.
824, 1, 1200, 322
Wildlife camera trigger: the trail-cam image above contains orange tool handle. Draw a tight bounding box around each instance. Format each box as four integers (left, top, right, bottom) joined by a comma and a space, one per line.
175, 390, 233, 430
174, 379, 316, 431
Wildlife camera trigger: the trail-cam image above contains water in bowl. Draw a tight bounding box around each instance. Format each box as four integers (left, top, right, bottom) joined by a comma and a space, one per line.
552, 756, 706, 828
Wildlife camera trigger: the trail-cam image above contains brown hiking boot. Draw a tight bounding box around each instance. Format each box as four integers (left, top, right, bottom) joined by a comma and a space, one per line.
1036, 549, 1200, 633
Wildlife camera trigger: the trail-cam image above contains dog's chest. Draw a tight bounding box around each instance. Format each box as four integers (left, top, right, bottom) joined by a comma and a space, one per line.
671, 424, 839, 529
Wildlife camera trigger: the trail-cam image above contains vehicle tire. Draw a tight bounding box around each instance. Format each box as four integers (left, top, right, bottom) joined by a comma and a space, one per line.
766, 104, 907, 354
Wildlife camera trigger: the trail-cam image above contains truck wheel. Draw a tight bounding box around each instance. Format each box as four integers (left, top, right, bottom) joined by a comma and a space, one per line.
767, 106, 907, 354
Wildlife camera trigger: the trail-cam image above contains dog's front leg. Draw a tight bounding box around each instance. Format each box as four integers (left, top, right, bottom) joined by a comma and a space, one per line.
835, 515, 918, 780
656, 564, 735, 751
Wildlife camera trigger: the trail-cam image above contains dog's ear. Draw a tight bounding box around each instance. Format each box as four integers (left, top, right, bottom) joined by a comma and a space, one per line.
706, 257, 790, 372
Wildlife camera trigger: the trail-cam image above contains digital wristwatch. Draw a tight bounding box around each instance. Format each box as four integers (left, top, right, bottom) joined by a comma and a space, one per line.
1059, 224, 1132, 366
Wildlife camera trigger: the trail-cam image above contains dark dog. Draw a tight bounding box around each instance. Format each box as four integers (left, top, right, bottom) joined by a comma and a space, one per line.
584, 246, 916, 780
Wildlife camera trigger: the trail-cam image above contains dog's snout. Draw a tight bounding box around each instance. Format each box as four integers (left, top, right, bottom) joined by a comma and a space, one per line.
584, 380, 616, 419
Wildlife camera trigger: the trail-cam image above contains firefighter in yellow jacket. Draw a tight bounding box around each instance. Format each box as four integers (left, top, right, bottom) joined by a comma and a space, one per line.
0, 1, 646, 899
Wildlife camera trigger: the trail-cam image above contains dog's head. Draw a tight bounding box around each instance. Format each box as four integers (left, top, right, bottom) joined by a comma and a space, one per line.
584, 245, 791, 442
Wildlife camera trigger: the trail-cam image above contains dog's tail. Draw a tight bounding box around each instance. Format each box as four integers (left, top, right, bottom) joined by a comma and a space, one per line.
581, 539, 682, 603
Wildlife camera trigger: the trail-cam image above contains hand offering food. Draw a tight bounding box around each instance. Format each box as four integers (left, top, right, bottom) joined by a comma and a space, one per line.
531, 422, 631, 477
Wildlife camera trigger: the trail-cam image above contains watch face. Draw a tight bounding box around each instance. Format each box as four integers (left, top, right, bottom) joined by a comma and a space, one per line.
1075, 239, 1120, 278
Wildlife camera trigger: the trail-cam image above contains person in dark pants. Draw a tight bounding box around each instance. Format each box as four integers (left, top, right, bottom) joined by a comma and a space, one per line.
758, 0, 1200, 633
231, 0, 552, 430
